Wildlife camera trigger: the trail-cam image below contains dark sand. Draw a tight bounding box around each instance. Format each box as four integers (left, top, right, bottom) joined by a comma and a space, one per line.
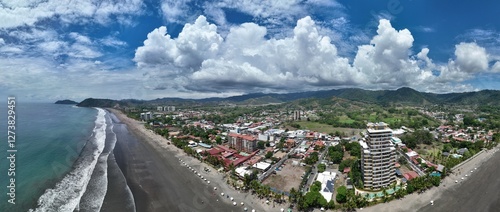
418, 150, 500, 212
110, 111, 237, 212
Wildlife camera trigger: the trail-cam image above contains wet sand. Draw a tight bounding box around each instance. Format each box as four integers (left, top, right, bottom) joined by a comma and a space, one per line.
109, 109, 241, 212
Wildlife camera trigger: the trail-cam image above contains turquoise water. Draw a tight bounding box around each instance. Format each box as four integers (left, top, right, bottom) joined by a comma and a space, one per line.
0, 102, 97, 211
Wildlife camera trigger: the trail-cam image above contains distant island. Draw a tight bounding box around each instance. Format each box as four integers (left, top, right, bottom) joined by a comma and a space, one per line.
54, 99, 78, 104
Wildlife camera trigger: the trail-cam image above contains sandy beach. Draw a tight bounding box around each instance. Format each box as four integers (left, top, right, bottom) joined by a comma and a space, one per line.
361, 145, 500, 212
108, 109, 280, 212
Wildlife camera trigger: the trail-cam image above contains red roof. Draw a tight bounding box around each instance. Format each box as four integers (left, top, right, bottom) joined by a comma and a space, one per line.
315, 140, 324, 146
207, 148, 223, 156
426, 161, 438, 169
403, 171, 419, 181
343, 167, 351, 174
217, 145, 235, 153
228, 133, 256, 141
222, 152, 235, 158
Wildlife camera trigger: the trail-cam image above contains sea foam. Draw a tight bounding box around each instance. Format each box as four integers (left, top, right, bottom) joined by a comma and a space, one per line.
78, 114, 117, 211
29, 108, 107, 212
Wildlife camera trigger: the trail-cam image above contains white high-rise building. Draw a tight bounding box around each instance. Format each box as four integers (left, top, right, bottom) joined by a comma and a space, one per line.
360, 122, 396, 190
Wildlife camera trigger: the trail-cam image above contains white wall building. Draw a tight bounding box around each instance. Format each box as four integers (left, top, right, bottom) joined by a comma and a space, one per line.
316, 171, 336, 202
360, 122, 396, 190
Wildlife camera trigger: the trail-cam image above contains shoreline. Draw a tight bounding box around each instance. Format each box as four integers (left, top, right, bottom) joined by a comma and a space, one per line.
361, 145, 500, 212
109, 109, 274, 212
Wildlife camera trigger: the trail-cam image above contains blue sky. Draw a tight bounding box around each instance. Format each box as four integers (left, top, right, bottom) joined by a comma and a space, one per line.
1, 0, 499, 101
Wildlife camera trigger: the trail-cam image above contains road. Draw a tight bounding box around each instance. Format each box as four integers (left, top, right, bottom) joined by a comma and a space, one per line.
304, 146, 329, 193
258, 146, 298, 182
397, 150, 425, 176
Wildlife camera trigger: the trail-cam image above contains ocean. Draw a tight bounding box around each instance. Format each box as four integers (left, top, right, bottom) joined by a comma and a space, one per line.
0, 102, 135, 212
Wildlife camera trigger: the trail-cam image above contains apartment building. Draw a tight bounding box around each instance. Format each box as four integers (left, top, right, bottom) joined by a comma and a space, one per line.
360, 122, 396, 190
228, 133, 257, 153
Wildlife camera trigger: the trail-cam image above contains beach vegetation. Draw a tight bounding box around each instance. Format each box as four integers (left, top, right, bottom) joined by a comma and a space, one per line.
243, 171, 258, 189
405, 174, 441, 194
289, 188, 299, 203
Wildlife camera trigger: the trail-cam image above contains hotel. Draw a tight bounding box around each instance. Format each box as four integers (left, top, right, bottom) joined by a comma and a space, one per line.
360, 122, 396, 190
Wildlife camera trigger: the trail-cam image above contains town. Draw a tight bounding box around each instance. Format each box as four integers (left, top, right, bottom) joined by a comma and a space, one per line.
123, 100, 499, 211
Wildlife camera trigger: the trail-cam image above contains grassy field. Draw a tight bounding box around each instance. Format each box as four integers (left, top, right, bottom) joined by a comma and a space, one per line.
291, 121, 363, 135
339, 115, 355, 124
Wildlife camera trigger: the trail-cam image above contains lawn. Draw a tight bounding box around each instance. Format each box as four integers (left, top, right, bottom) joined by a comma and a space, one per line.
292, 121, 363, 135
339, 115, 355, 124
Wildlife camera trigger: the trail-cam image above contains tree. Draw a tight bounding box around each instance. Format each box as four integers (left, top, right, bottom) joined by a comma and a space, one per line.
336, 186, 347, 203
339, 159, 355, 171
257, 141, 266, 149
442, 143, 452, 153
327, 200, 336, 209
328, 145, 344, 163
215, 136, 222, 144
345, 142, 361, 158
304, 152, 319, 165
430, 176, 441, 186
330, 151, 343, 164
311, 181, 322, 192
289, 188, 299, 203
317, 163, 326, 173
265, 151, 273, 159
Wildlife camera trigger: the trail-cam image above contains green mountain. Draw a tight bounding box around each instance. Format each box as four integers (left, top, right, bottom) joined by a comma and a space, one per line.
76, 87, 500, 107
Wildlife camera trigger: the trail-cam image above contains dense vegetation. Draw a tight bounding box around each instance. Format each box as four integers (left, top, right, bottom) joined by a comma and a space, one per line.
78, 87, 500, 108
400, 130, 435, 149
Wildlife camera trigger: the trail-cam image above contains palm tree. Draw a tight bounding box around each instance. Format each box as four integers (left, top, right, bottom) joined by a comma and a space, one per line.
275, 193, 282, 203
289, 188, 297, 203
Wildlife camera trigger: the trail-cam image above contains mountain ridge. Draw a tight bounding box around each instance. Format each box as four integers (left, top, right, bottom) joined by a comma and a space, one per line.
76, 87, 500, 107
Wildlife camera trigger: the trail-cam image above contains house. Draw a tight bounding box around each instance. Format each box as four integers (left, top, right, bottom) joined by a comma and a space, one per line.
458, 148, 468, 155
314, 140, 325, 148
403, 171, 419, 181
253, 162, 272, 171
235, 167, 253, 178
395, 169, 403, 177
286, 139, 296, 148
343, 167, 351, 174
436, 164, 445, 172
346, 177, 353, 190
317, 171, 337, 202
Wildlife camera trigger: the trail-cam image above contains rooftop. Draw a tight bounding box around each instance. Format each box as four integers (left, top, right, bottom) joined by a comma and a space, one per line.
367, 122, 392, 133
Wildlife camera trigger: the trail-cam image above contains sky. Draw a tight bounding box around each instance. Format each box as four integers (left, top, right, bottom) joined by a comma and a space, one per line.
1, 0, 500, 102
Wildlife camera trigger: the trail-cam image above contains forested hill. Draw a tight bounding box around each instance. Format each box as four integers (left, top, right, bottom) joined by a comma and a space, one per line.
76, 87, 500, 107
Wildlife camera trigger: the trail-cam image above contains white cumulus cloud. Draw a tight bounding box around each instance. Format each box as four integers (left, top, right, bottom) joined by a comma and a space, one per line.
454, 42, 489, 73
131, 16, 495, 94
0, 0, 144, 28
